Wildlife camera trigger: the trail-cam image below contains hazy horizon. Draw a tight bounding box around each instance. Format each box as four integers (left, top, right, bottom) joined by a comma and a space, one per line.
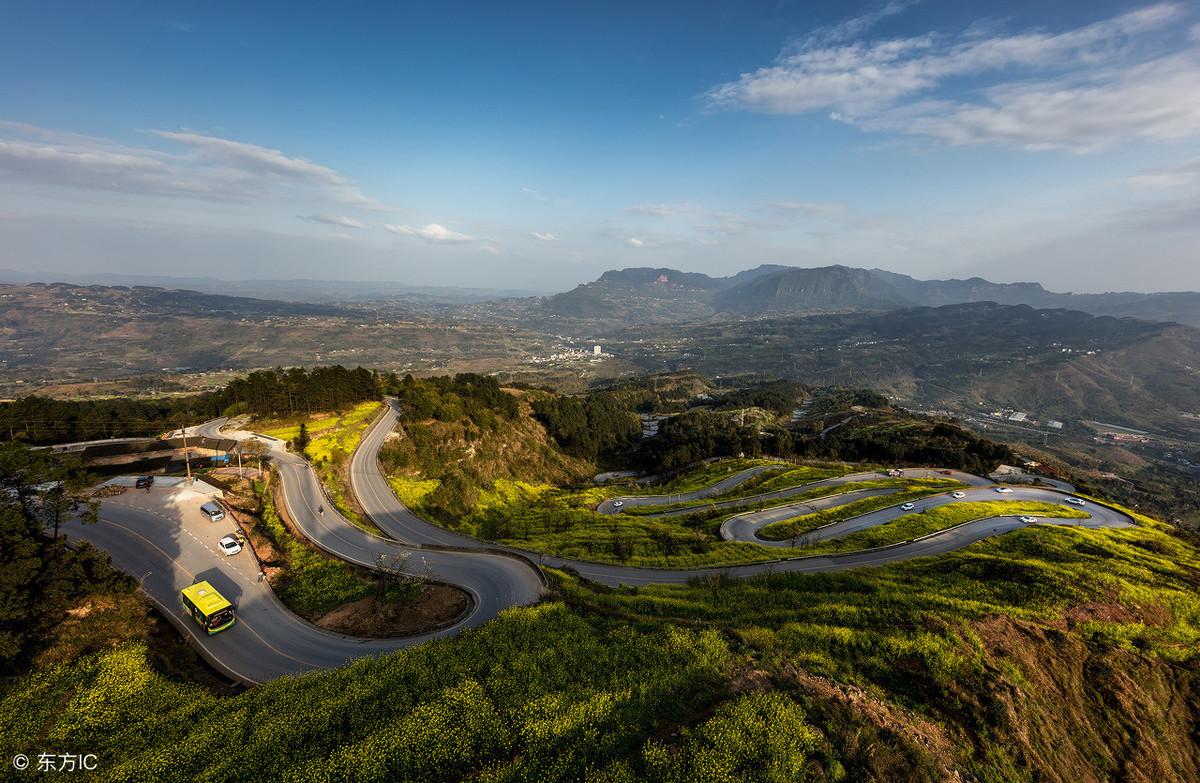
3, 1, 1199, 293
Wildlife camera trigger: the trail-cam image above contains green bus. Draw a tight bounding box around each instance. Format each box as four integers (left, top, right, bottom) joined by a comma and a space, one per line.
180, 581, 236, 634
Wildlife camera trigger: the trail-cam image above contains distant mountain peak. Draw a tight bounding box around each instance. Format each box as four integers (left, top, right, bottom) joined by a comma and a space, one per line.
534, 264, 1200, 329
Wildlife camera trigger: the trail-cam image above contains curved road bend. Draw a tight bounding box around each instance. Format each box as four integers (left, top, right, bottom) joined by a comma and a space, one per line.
720, 485, 1126, 547
597, 468, 992, 517
346, 400, 1134, 588
60, 417, 544, 684
63, 403, 1135, 683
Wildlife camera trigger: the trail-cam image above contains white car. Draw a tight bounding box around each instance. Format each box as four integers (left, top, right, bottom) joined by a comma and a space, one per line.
217, 534, 243, 556
1065, 497, 1086, 506
994, 487, 1014, 494
612, 500, 624, 509
951, 491, 966, 499
900, 502, 916, 511
1019, 516, 1038, 524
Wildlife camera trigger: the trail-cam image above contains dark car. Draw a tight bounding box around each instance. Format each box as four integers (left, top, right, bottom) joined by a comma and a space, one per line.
135, 476, 154, 489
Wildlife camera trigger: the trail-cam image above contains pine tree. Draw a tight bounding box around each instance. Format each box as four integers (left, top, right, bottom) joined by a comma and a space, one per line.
295, 422, 311, 455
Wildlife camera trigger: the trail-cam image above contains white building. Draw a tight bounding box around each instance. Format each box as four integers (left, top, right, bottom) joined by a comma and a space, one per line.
593, 345, 602, 355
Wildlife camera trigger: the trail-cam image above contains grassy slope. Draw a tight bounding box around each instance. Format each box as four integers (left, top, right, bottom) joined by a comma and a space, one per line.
793, 501, 1087, 554
258, 401, 382, 532
258, 494, 396, 618
457, 475, 957, 568
382, 389, 595, 521
3, 517, 1197, 781
556, 520, 1200, 780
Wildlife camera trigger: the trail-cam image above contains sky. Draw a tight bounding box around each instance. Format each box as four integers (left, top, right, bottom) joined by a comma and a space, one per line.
1, 0, 1198, 294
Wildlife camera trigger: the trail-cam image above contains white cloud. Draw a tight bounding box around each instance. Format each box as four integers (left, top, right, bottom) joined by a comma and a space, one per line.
707, 3, 1197, 149
770, 201, 847, 217
1126, 158, 1200, 192
299, 214, 365, 229
864, 54, 1200, 150
151, 129, 392, 209
530, 231, 557, 241
797, 1, 917, 50
384, 223, 473, 243
0, 121, 396, 209
626, 237, 645, 247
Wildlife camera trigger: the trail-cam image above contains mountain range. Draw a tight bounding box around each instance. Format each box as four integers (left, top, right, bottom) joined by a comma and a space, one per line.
535, 265, 1200, 328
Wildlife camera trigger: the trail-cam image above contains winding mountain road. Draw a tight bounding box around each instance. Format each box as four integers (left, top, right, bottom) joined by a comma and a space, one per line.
62, 399, 1134, 682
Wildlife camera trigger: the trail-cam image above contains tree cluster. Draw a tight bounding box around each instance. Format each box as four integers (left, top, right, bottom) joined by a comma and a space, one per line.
218, 366, 379, 418
706, 380, 808, 416
383, 373, 519, 428
636, 411, 768, 472
532, 391, 641, 463
0, 395, 220, 446
0, 444, 114, 673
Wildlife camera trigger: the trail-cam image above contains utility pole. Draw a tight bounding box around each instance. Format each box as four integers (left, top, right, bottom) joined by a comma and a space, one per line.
181, 424, 193, 485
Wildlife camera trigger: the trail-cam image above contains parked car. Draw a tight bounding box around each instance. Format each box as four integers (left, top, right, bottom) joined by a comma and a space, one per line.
217, 534, 243, 556
994, 487, 1014, 494
135, 476, 154, 489
200, 501, 226, 522
1065, 497, 1086, 506
900, 502, 916, 511
951, 491, 966, 499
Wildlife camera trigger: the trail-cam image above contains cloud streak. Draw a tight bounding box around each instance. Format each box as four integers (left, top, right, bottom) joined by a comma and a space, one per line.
299, 214, 366, 229
384, 223, 473, 243
0, 121, 396, 210
707, 3, 1199, 149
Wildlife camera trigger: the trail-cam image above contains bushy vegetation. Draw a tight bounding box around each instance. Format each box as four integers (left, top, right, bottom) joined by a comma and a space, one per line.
380, 381, 593, 519
555, 519, 1200, 779
383, 372, 519, 426
256, 493, 403, 617
0, 604, 748, 782
259, 401, 382, 532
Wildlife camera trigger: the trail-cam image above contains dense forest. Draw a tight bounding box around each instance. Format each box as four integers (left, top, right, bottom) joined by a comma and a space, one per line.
0, 395, 220, 445
0, 444, 120, 672
805, 418, 1013, 475
531, 391, 642, 463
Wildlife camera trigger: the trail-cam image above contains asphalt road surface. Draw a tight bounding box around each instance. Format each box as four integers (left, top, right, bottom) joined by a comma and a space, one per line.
62, 400, 1134, 682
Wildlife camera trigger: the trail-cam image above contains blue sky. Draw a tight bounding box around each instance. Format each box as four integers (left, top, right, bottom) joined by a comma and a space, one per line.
1, 1, 1198, 292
